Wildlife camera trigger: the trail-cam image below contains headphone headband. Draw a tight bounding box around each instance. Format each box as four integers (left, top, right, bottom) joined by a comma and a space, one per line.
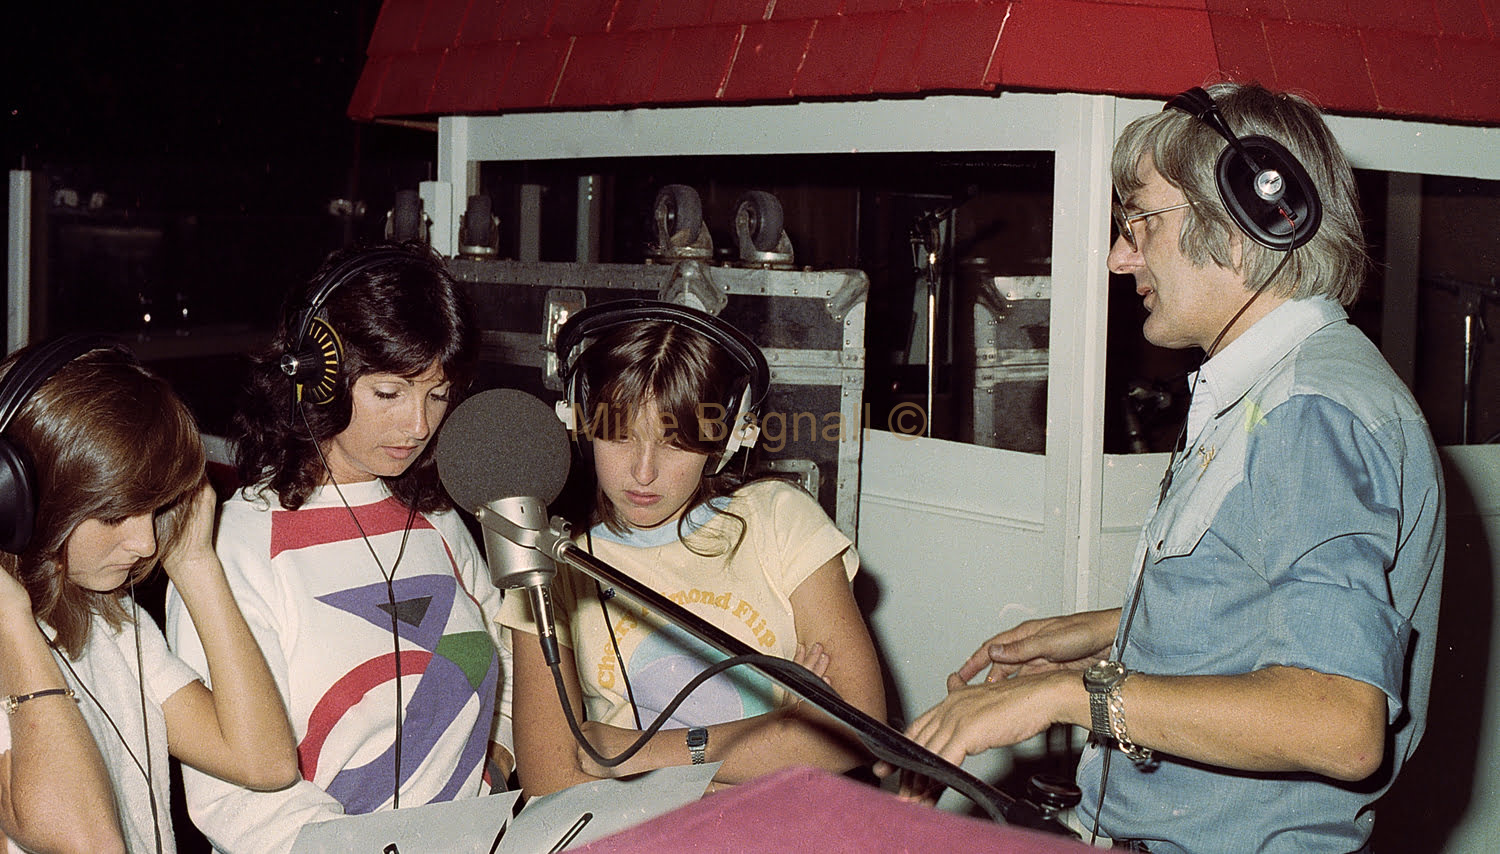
1165, 87, 1259, 169
554, 299, 771, 474
292, 246, 414, 349
0, 334, 113, 436
1164, 86, 1322, 251
555, 299, 771, 406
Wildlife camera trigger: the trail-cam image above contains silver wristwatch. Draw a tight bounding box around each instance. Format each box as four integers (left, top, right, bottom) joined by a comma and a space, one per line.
1083, 659, 1129, 739
1083, 659, 1154, 764
686, 726, 709, 764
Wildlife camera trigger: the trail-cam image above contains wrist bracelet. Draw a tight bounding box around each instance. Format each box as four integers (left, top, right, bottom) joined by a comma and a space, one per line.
4, 687, 77, 715
1105, 675, 1155, 766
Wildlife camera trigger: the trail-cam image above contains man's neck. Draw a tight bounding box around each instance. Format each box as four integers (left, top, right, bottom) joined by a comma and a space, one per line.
1202, 288, 1289, 360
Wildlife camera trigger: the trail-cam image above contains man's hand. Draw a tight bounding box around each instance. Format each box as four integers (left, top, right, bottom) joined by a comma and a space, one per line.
881, 670, 1077, 803
951, 608, 1121, 688
874, 609, 1117, 802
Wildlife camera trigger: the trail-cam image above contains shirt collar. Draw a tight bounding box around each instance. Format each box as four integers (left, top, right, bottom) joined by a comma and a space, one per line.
589, 495, 731, 548
1186, 297, 1347, 443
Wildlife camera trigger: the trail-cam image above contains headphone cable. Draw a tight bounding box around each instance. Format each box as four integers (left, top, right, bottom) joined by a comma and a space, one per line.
587, 529, 644, 731
45, 585, 165, 854
131, 589, 165, 854
1094, 245, 1298, 844
303, 405, 419, 811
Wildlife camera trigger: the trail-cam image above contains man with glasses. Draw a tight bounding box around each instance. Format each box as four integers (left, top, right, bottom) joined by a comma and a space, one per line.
886, 83, 1444, 852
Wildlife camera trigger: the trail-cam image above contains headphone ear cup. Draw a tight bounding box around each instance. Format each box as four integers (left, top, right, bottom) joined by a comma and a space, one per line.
571, 370, 590, 435
284, 246, 414, 409
709, 378, 759, 475
0, 439, 38, 554
287, 316, 345, 405
1215, 135, 1322, 251
562, 365, 596, 468
0, 334, 109, 555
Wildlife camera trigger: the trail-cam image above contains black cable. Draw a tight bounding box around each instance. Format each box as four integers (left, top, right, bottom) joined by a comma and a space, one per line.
131, 591, 164, 854
594, 581, 644, 732
587, 530, 643, 731
549, 649, 763, 768
377, 504, 419, 807
303, 404, 419, 811
47, 592, 165, 854
547, 643, 879, 772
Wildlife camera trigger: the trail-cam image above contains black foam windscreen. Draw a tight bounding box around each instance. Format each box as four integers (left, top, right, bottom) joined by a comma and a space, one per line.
435, 388, 572, 512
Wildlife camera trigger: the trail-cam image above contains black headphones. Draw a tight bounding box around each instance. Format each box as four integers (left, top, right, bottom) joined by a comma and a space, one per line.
553, 299, 771, 475
1165, 87, 1322, 251
280, 247, 413, 407
0, 334, 113, 554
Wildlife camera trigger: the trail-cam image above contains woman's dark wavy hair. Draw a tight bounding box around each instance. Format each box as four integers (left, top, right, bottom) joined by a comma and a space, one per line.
0, 344, 205, 659
234, 242, 477, 511
573, 319, 768, 555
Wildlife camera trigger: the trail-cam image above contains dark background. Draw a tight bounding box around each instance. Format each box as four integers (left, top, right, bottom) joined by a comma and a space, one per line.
6, 6, 426, 850
5, 2, 437, 437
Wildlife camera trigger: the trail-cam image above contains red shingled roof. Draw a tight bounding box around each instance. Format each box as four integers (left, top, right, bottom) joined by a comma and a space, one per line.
348, 0, 1500, 126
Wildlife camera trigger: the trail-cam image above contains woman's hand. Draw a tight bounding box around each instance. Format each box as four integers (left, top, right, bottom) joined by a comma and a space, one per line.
158, 481, 221, 590
793, 642, 830, 684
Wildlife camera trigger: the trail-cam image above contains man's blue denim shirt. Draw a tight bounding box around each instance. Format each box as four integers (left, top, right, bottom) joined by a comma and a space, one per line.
1078, 297, 1445, 853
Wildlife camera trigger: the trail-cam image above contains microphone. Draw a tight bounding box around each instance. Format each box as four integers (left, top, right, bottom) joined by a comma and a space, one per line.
435, 388, 572, 664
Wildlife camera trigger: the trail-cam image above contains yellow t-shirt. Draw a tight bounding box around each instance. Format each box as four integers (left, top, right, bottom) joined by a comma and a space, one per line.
497, 479, 856, 728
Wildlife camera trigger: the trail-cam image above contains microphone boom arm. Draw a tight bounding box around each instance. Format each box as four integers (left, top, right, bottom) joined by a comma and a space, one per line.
481, 510, 1072, 836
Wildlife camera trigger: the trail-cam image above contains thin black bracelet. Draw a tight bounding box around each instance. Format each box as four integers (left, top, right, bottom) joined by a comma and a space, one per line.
3, 687, 78, 715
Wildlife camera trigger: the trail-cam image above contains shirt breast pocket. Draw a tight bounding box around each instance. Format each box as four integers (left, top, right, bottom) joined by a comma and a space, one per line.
1128, 554, 1224, 662
1131, 446, 1244, 662
1146, 449, 1238, 562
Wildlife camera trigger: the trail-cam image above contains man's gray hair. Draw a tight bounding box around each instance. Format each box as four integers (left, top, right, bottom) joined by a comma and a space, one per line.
1112, 82, 1370, 305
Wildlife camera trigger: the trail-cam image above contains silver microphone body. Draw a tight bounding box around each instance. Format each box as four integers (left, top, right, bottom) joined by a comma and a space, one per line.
434, 388, 576, 667
475, 495, 561, 665
477, 496, 554, 589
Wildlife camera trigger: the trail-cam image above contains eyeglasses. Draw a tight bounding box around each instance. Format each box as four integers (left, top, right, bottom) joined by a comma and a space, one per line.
1112, 198, 1191, 251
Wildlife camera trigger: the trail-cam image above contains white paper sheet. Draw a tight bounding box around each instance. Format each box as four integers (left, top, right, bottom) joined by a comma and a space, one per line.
289, 763, 717, 854
498, 763, 720, 853
291, 790, 522, 854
